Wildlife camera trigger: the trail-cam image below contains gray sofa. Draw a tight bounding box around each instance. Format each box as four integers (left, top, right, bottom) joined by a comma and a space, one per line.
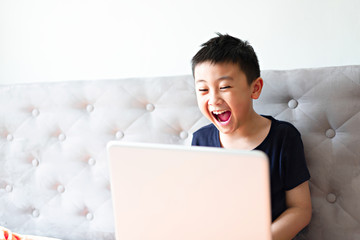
0, 65, 359, 239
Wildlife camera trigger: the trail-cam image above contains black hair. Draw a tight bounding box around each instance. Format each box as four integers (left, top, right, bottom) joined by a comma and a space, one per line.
191, 33, 260, 85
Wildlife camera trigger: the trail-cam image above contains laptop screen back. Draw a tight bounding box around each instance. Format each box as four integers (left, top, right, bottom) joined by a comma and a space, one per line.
107, 142, 271, 240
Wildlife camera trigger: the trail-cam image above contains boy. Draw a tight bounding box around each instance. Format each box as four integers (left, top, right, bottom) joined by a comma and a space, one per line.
191, 33, 312, 240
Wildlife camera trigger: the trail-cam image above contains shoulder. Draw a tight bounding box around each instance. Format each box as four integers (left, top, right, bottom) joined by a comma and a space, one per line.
192, 124, 219, 147
265, 115, 301, 139
258, 115, 304, 152
261, 116, 310, 190
193, 123, 216, 135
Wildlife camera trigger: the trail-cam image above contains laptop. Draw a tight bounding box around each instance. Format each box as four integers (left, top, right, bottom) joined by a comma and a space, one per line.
107, 142, 271, 240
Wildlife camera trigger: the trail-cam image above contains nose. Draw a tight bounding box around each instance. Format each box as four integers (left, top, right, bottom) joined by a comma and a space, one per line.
208, 91, 222, 106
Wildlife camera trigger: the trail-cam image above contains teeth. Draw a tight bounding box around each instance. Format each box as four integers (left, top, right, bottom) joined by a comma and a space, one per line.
212, 110, 227, 115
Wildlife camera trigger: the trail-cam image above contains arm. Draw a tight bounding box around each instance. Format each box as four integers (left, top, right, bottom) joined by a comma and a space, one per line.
271, 181, 312, 240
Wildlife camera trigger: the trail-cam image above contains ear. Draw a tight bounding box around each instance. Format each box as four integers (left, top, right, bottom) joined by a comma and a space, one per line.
251, 77, 263, 100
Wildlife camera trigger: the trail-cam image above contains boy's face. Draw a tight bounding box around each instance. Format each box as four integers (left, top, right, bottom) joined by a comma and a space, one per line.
194, 61, 261, 135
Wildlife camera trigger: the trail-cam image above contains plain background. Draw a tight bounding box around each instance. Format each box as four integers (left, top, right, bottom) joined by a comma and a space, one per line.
1, 0, 359, 84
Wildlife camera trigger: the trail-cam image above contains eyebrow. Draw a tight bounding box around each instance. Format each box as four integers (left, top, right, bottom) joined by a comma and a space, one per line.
195, 76, 234, 83
218, 76, 234, 81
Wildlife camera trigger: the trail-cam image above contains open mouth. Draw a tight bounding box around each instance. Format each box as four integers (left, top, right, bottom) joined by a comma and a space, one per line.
212, 110, 231, 124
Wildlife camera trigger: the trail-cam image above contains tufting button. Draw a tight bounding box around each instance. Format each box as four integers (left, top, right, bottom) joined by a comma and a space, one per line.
326, 193, 337, 203
325, 129, 336, 138
288, 99, 298, 109
58, 133, 66, 141
5, 185, 13, 193
32, 158, 40, 167
179, 131, 188, 139
146, 103, 155, 112
32, 209, 40, 218
86, 104, 94, 113
86, 212, 94, 221
115, 130, 124, 140
7, 134, 14, 142
88, 158, 96, 166
57, 185, 65, 193
32, 108, 40, 117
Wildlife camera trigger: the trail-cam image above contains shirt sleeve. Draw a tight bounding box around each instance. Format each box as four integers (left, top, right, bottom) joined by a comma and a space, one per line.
280, 126, 310, 190
191, 131, 200, 146
191, 124, 221, 147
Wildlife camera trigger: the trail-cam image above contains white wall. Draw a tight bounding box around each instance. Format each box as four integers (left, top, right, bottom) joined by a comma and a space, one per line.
1, 0, 359, 84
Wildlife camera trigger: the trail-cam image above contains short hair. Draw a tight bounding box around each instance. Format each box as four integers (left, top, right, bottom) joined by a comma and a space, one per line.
191, 33, 260, 85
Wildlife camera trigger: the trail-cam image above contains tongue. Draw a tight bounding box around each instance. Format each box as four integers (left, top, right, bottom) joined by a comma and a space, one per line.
218, 111, 231, 122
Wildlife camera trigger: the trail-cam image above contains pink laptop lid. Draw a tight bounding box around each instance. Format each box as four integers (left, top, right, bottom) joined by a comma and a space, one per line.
107, 142, 271, 240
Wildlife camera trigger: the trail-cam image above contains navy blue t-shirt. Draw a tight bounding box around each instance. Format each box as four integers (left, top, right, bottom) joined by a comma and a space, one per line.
191, 115, 310, 222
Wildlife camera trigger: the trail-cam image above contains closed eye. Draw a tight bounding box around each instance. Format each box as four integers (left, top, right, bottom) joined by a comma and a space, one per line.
220, 86, 231, 90
198, 88, 208, 92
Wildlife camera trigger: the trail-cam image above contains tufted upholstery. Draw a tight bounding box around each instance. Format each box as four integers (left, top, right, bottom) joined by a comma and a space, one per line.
0, 65, 359, 240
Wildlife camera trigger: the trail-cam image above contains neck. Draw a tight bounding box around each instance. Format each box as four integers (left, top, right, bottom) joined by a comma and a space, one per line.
219, 113, 270, 150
